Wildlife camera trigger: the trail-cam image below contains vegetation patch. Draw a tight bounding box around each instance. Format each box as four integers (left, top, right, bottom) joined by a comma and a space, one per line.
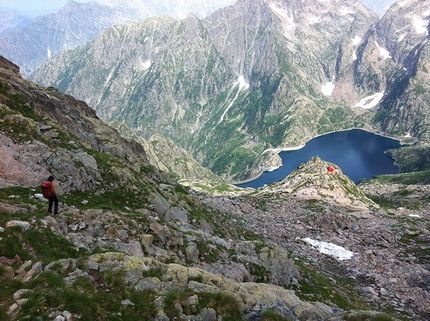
293, 259, 368, 311
261, 309, 293, 321
342, 312, 396, 321
163, 288, 195, 319
197, 292, 242, 321
15, 270, 157, 321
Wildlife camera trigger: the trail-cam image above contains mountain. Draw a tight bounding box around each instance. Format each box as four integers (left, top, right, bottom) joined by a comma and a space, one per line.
0, 0, 235, 76
5, 54, 430, 320
0, 10, 33, 37
110, 121, 227, 184
28, 0, 430, 183
358, 0, 397, 16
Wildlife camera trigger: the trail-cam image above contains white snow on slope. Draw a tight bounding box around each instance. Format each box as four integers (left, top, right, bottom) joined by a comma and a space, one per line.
352, 36, 362, 46
413, 16, 429, 35
352, 36, 362, 61
237, 75, 250, 91
141, 59, 151, 70
218, 76, 249, 124
47, 48, 51, 59
321, 80, 335, 96
375, 41, 392, 59
340, 7, 355, 16
353, 92, 384, 109
398, 0, 411, 7
269, 3, 296, 38
303, 238, 354, 260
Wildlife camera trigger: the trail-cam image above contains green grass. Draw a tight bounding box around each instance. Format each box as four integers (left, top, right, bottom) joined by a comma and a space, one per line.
188, 274, 204, 283
293, 259, 368, 311
367, 170, 430, 185
24, 229, 86, 264
0, 223, 87, 264
61, 187, 149, 211
17, 269, 157, 321
261, 309, 292, 321
143, 267, 163, 279
343, 312, 396, 321
163, 289, 194, 319
0, 227, 33, 261
197, 292, 242, 321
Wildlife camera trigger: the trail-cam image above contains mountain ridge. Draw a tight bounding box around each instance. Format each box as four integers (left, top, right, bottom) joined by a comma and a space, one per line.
0, 0, 236, 76
28, 0, 430, 182
1, 55, 430, 319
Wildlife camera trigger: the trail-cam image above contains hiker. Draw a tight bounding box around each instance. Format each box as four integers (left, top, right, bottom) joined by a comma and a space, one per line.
41, 175, 59, 214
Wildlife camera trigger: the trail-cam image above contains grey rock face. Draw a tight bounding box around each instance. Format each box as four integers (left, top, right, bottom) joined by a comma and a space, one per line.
29, 0, 383, 181
0, 0, 235, 76
28, 0, 430, 182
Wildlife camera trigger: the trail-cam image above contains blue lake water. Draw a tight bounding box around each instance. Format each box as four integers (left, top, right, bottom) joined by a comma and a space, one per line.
237, 129, 403, 188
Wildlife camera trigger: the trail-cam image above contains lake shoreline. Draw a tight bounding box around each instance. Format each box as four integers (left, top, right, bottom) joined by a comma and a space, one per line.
232, 128, 408, 186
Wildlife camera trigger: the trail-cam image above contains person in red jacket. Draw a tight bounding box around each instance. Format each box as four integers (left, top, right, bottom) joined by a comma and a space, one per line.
46, 175, 59, 214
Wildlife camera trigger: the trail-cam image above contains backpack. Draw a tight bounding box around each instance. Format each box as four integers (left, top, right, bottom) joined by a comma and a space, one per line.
41, 181, 53, 198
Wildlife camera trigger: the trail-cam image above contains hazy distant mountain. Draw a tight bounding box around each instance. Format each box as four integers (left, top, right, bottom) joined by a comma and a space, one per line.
0, 0, 235, 75
358, 0, 397, 16
0, 10, 33, 37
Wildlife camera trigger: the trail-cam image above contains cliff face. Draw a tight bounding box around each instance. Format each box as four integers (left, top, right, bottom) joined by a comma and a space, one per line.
350, 0, 430, 140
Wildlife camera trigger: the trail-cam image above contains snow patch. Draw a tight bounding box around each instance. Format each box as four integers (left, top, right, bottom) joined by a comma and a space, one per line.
218, 76, 249, 124
398, 34, 406, 42
308, 15, 321, 24
412, 16, 429, 35
237, 75, 249, 91
353, 92, 384, 109
142, 59, 151, 70
321, 80, 335, 96
398, 0, 411, 7
47, 48, 51, 59
303, 238, 354, 260
269, 3, 296, 37
339, 7, 355, 16
409, 214, 420, 218
353, 52, 357, 61
375, 41, 392, 59
352, 36, 361, 46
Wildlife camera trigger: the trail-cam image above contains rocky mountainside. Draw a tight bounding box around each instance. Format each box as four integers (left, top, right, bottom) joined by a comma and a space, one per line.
110, 121, 226, 183
28, 0, 430, 183
346, 0, 430, 140
0, 0, 235, 76
1, 56, 430, 320
0, 11, 32, 37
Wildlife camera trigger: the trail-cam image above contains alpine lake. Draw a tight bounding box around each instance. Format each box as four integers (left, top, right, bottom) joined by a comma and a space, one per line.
237, 129, 404, 188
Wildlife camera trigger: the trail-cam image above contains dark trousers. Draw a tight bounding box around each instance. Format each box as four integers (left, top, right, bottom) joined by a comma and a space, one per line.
48, 195, 59, 214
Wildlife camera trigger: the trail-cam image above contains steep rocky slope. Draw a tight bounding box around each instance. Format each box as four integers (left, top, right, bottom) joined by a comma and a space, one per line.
28, 0, 430, 183
1, 56, 430, 320
29, 0, 381, 182
0, 0, 235, 76
110, 121, 226, 183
